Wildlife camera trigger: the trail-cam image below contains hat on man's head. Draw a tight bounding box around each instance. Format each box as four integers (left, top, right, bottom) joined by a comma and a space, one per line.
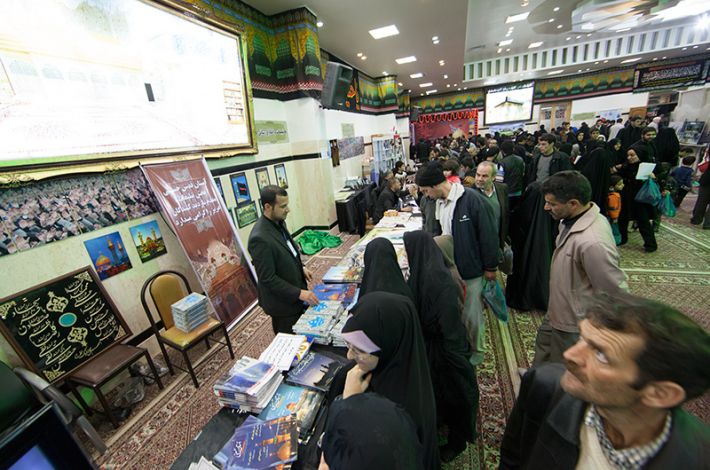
415, 162, 446, 187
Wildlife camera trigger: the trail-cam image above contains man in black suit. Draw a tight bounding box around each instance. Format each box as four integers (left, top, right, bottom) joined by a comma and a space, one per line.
248, 185, 318, 334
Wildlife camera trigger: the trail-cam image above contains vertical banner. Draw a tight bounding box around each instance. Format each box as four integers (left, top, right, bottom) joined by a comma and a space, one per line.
142, 159, 257, 327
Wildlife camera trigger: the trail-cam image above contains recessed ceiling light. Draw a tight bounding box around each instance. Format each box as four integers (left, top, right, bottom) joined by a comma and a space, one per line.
566, 37, 571, 40
547, 69, 564, 75
586, 33, 592, 37
395, 56, 417, 64
419, 82, 433, 87
603, 60, 609, 63
662, 56, 667, 59
594, 61, 599, 64
446, 84, 450, 87
615, 28, 631, 32
383, 71, 388, 75
369, 25, 399, 39
506, 12, 530, 23
361, 56, 367, 60
398, 82, 403, 86
553, 6, 560, 12
426, 89, 438, 95
506, 48, 511, 52
410, 72, 423, 78
457, 88, 461, 91
443, 74, 448, 79
692, 45, 699, 48
420, 93, 424, 96
357, 52, 363, 57
620, 57, 641, 63
652, 57, 658, 61
453, 83, 457, 86
464, 87, 467, 90
433, 39, 440, 44
499, 39, 513, 46
497, 48, 503, 53
432, 36, 439, 41
576, 35, 582, 39
439, 62, 445, 66
316, 21, 324, 28
682, 47, 688, 50
585, 68, 590, 71
529, 41, 543, 48
578, 69, 582, 72
557, 24, 563, 29
548, 18, 555, 23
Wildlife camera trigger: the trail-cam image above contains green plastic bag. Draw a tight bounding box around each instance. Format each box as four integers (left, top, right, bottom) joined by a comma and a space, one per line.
297, 230, 343, 255
634, 178, 661, 206
657, 192, 676, 218
482, 279, 508, 323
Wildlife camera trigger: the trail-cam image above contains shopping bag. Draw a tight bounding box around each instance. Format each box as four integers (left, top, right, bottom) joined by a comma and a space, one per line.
657, 192, 677, 218
634, 178, 661, 206
482, 279, 508, 323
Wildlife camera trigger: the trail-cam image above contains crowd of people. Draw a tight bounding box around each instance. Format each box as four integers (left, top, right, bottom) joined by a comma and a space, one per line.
249, 118, 710, 468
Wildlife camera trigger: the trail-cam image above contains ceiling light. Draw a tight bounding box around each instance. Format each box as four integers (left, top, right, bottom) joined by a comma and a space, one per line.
420, 93, 424, 96
578, 69, 582, 72
594, 61, 599, 64
443, 74, 448, 79
383, 71, 388, 75
453, 83, 457, 86
692, 45, 699, 48
457, 88, 461, 91
432, 36, 439, 41
566, 37, 571, 40
548, 18, 555, 23
426, 89, 438, 95
557, 24, 563, 29
410, 72, 423, 78
506, 48, 511, 52
603, 60, 609, 63
662, 56, 667, 59
439, 62, 445, 66
652, 58, 658, 61
506, 12, 530, 23
615, 28, 631, 32
433, 39, 440, 44
464, 87, 467, 90
395, 56, 417, 64
497, 48, 503, 53
529, 41, 543, 48
361, 55, 367, 60
419, 82, 433, 87
682, 47, 688, 50
586, 68, 590, 71
357, 52, 363, 57
547, 69, 564, 75
506, 32, 512, 37
369, 25, 399, 39
398, 82, 403, 86
553, 6, 560, 12
576, 35, 582, 39
447, 84, 450, 87
316, 21, 324, 28
620, 57, 641, 63
499, 39, 513, 46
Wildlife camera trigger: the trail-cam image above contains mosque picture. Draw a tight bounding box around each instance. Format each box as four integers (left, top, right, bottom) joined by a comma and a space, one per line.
84, 232, 133, 280
129, 220, 167, 262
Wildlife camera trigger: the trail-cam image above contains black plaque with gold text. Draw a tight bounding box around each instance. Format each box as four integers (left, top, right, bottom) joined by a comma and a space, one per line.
0, 267, 130, 382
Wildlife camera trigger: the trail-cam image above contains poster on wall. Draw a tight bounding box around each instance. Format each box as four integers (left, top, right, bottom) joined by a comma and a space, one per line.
230, 172, 253, 207
679, 121, 706, 145
255, 168, 271, 192
633, 58, 710, 92
0, 0, 255, 171
129, 220, 167, 263
142, 159, 258, 327
234, 203, 258, 228
83, 232, 133, 280
0, 266, 130, 382
484, 81, 535, 125
274, 164, 289, 189
336, 137, 365, 160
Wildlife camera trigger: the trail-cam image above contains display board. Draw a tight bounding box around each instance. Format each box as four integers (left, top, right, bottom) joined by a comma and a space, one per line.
633, 58, 710, 92
0, 0, 255, 170
0, 267, 130, 382
484, 81, 535, 125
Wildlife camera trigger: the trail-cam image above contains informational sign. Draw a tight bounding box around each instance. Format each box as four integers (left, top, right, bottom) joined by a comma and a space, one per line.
633, 59, 710, 92
0, 267, 130, 382
336, 137, 365, 160
142, 159, 257, 327
341, 123, 355, 138
485, 81, 535, 125
255, 121, 289, 144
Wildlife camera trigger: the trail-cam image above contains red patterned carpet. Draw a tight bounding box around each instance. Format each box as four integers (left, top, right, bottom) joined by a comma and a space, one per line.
91, 206, 709, 469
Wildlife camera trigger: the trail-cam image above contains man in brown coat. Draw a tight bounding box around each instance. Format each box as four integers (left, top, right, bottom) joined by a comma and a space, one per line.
533, 171, 628, 365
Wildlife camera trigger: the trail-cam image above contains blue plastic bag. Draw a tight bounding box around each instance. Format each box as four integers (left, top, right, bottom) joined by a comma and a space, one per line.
634, 178, 661, 206
657, 192, 676, 218
482, 279, 508, 323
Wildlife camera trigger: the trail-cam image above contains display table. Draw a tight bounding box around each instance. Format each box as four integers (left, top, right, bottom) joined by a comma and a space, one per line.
334, 187, 370, 235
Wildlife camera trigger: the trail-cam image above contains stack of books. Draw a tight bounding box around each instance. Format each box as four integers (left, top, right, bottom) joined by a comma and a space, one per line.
213, 415, 298, 469
292, 312, 335, 345
330, 315, 350, 348
258, 383, 325, 442
213, 357, 282, 413
171, 293, 210, 333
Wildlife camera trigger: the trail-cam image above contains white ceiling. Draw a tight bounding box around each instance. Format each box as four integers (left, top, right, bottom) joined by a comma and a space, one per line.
242, 0, 710, 97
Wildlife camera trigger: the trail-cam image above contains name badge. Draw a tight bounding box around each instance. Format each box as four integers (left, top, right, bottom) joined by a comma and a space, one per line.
286, 239, 298, 258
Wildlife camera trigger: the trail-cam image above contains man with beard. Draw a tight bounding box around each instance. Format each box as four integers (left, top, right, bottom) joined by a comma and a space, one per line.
617, 115, 644, 154
500, 292, 710, 469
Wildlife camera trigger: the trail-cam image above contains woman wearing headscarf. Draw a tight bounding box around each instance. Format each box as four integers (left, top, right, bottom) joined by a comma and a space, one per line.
617, 143, 658, 252
319, 393, 423, 470
433, 234, 465, 311
358, 238, 413, 301
404, 231, 478, 463
570, 130, 589, 163
342, 292, 440, 469
505, 182, 556, 311
575, 139, 613, 213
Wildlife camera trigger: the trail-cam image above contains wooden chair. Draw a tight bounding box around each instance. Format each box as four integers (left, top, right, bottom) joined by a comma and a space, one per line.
140, 270, 234, 388
66, 344, 163, 429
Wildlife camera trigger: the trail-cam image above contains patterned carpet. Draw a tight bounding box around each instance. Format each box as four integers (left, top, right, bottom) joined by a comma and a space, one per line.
91, 199, 709, 470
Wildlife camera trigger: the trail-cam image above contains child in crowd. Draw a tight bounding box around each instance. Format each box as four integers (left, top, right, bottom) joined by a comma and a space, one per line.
442, 159, 461, 184
670, 155, 696, 207
607, 175, 624, 245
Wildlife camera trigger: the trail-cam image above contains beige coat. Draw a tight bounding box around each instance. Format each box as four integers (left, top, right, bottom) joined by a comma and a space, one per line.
547, 203, 628, 332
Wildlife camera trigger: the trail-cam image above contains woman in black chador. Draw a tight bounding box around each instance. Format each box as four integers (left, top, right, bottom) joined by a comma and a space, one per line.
404, 230, 478, 463
358, 237, 413, 301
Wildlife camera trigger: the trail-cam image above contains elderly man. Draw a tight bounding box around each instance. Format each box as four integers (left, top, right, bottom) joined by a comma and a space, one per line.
474, 161, 509, 251
500, 292, 710, 469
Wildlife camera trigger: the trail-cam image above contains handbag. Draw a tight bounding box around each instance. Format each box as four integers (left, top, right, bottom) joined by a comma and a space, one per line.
634, 178, 662, 206
482, 279, 508, 323
498, 243, 514, 275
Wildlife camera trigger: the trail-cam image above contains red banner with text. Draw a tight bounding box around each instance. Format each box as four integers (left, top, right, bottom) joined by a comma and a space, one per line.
142, 159, 257, 327
413, 109, 478, 142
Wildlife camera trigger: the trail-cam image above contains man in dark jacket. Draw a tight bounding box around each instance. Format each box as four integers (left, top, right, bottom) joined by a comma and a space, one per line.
500, 140, 525, 207
416, 163, 499, 366
528, 134, 573, 185
248, 185, 318, 334
474, 161, 509, 250
373, 177, 402, 223
500, 292, 710, 470
616, 114, 644, 154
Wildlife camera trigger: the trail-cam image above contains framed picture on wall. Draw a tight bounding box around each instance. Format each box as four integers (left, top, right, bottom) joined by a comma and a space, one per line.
214, 177, 225, 202
128, 220, 167, 262
83, 231, 133, 280
255, 167, 271, 192
235, 202, 258, 228
230, 172, 252, 207
274, 164, 289, 189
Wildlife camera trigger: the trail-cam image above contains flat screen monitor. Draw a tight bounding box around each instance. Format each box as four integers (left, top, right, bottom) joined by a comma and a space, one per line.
484, 81, 535, 126
0, 404, 95, 470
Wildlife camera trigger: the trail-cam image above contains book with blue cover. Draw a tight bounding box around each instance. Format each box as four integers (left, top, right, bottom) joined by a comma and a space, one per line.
285, 351, 348, 392
212, 415, 297, 470
312, 283, 358, 304
214, 357, 279, 398
258, 383, 324, 439
171, 293, 207, 313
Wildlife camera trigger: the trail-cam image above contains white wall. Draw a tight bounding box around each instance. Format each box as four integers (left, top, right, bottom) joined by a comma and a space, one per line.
672, 85, 710, 122
569, 92, 650, 128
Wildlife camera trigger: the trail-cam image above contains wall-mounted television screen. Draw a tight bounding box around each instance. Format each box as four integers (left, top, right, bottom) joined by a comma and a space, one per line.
484, 81, 535, 126
0, 0, 255, 170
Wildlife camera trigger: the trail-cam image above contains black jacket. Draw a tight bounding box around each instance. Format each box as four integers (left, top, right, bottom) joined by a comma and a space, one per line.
528, 151, 573, 185
247, 216, 306, 318
501, 154, 526, 194
617, 125, 643, 153
450, 188, 499, 279
500, 364, 710, 470
374, 186, 399, 223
